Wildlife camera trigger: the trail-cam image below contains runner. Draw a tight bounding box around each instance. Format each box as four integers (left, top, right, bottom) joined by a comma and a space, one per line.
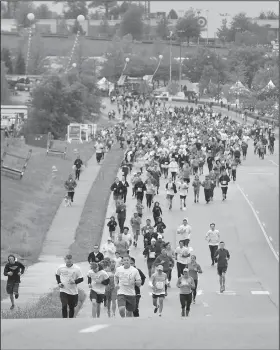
176, 218, 192, 247
143, 238, 157, 283
111, 177, 125, 207
102, 237, 116, 260
176, 268, 195, 317
114, 256, 142, 317
165, 178, 177, 210
153, 248, 174, 296
64, 174, 77, 204
3, 255, 25, 310
178, 178, 189, 210
55, 254, 83, 318
205, 223, 220, 266
104, 260, 117, 317
88, 244, 104, 264
187, 255, 202, 304
175, 240, 191, 277
87, 262, 110, 318
219, 170, 231, 201
214, 241, 230, 293
130, 257, 146, 317
116, 200, 127, 233
192, 175, 201, 203
130, 212, 142, 247
107, 216, 118, 240
152, 201, 162, 224
73, 155, 83, 181
151, 265, 168, 316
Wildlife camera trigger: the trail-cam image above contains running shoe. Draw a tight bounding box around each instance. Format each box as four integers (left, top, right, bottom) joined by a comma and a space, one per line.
181, 309, 185, 317
15, 294, 19, 299
154, 307, 158, 313
186, 310, 189, 317
10, 305, 15, 310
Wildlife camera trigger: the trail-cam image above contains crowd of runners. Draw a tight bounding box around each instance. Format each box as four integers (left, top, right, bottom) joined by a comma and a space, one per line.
3, 95, 276, 318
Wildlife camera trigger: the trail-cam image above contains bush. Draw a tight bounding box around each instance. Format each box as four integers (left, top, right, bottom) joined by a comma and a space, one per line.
1, 288, 86, 319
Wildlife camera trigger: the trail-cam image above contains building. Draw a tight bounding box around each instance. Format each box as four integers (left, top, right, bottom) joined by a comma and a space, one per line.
249, 18, 279, 41
1, 105, 28, 129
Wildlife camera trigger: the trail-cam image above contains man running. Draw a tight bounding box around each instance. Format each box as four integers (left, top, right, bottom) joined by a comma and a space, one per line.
130, 257, 146, 317
205, 223, 220, 266
176, 218, 192, 247
114, 256, 141, 317
151, 265, 168, 317
3, 255, 25, 310
56, 254, 83, 318
214, 241, 230, 293
175, 240, 191, 277
87, 262, 110, 318
73, 155, 83, 180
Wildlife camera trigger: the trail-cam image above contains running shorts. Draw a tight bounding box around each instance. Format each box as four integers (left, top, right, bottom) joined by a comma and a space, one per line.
117, 294, 136, 312
6, 281, 19, 295
152, 293, 165, 299
180, 195, 186, 199
90, 290, 105, 304
166, 194, 174, 200
217, 266, 227, 276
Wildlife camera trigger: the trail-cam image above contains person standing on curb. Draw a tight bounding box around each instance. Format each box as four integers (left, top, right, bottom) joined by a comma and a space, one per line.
56, 254, 83, 319
130, 257, 146, 317
214, 241, 230, 293
205, 223, 220, 266
3, 255, 25, 310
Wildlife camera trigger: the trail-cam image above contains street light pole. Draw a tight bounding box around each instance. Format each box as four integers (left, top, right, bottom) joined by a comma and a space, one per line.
179, 41, 182, 91
169, 31, 173, 84
26, 12, 35, 76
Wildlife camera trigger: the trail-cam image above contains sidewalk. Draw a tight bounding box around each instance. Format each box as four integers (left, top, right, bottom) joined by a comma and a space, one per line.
76, 169, 123, 318
1, 148, 109, 311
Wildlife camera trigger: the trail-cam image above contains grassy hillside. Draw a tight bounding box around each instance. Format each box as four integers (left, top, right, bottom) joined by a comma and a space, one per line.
1, 34, 229, 59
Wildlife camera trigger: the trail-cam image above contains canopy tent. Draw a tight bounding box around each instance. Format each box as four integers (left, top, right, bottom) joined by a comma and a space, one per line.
261, 79, 276, 92
229, 80, 250, 95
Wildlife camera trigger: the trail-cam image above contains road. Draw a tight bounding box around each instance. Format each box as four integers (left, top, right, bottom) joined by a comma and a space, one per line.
1, 100, 278, 349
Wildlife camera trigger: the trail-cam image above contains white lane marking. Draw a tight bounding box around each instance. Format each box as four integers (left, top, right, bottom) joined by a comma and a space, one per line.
237, 184, 279, 263
269, 160, 279, 166
269, 236, 273, 241
79, 324, 110, 333
216, 291, 236, 295
197, 290, 203, 296
202, 302, 209, 307
251, 291, 270, 295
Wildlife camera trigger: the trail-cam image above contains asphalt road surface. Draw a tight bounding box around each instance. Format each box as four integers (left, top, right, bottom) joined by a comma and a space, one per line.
1, 100, 278, 349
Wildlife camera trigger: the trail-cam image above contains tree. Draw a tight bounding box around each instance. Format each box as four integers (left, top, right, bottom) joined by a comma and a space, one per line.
120, 5, 144, 40
1, 61, 11, 104
34, 4, 53, 19
216, 19, 233, 43
167, 81, 180, 95
27, 74, 100, 138
28, 33, 46, 75
259, 11, 278, 19
63, 1, 88, 19
1, 48, 13, 74
89, 0, 117, 19
156, 17, 170, 40
175, 11, 201, 45
168, 9, 178, 19
15, 50, 26, 74
14, 1, 36, 28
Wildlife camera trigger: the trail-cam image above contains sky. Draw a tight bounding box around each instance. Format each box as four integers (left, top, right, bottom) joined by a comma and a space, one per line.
35, 1, 279, 37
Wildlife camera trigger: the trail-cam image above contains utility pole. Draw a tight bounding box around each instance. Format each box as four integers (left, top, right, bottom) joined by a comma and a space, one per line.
169, 31, 172, 84
179, 40, 182, 91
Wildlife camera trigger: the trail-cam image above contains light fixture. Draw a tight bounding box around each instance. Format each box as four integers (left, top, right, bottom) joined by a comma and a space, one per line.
27, 13, 35, 21
77, 15, 85, 23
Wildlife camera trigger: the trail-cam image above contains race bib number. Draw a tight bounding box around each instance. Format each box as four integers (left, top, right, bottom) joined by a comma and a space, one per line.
121, 275, 130, 286
165, 162, 168, 165
138, 188, 142, 192
222, 181, 227, 185
149, 251, 155, 258
156, 281, 164, 289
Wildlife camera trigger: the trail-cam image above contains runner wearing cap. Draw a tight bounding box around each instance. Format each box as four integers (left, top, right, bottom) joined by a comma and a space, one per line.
151, 265, 168, 317
176, 268, 195, 317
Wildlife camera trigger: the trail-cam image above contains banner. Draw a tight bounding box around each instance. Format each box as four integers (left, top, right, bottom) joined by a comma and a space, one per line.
67, 124, 81, 143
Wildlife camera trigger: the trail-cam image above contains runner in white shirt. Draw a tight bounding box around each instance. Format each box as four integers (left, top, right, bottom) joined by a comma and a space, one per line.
176, 218, 192, 247
151, 265, 168, 317
55, 254, 83, 319
178, 179, 189, 210
175, 240, 192, 277
205, 223, 220, 266
114, 256, 141, 318
87, 262, 110, 318
102, 237, 116, 260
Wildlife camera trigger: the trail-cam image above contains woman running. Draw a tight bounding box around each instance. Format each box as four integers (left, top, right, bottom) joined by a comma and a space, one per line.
176, 268, 195, 317
165, 178, 177, 210
104, 260, 117, 318
187, 255, 202, 304
152, 201, 162, 225
145, 179, 156, 209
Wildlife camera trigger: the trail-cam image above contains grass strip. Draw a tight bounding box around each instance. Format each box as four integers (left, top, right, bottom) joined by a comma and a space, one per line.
69, 145, 124, 262
1, 288, 86, 319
